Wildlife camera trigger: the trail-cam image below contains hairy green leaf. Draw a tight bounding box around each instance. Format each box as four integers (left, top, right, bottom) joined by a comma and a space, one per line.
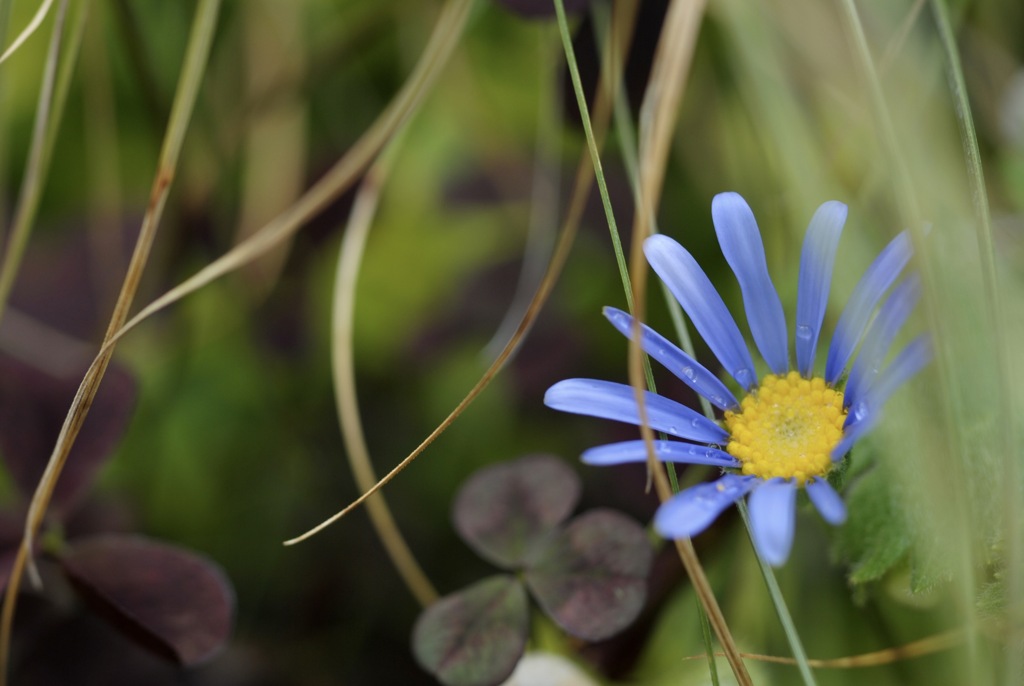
834, 467, 910, 584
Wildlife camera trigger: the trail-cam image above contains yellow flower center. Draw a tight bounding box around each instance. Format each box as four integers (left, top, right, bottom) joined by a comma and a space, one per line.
724, 371, 847, 485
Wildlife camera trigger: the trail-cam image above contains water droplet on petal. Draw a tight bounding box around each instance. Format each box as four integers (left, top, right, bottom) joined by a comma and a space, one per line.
667, 425, 679, 435
796, 324, 814, 341
682, 366, 695, 380
735, 368, 754, 388
852, 401, 869, 423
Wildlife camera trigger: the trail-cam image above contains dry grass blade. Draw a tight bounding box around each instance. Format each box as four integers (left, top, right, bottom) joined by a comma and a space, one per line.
0, 0, 224, 679
620, 0, 753, 684
0, 0, 77, 324
0, 0, 475, 629
285, 0, 631, 547
0, 0, 54, 64
685, 629, 962, 669
101, 0, 474, 351
332, 144, 439, 607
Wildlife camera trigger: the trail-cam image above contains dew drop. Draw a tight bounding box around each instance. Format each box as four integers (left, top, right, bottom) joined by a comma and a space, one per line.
691, 417, 702, 428
852, 401, 869, 423
667, 425, 679, 435
796, 324, 814, 341
682, 366, 695, 380
735, 368, 754, 388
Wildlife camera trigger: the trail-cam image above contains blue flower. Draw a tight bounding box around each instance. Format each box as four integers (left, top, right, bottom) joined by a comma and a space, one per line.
545, 192, 930, 566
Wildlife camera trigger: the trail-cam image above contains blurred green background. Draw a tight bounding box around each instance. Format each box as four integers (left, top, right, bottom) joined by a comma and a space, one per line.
0, 0, 1021, 684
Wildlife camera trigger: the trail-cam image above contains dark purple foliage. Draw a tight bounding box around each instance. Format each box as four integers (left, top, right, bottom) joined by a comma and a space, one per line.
60, 535, 235, 666
453, 454, 580, 568
0, 355, 137, 516
524, 509, 651, 641
414, 455, 652, 685
0, 351, 235, 670
412, 575, 529, 686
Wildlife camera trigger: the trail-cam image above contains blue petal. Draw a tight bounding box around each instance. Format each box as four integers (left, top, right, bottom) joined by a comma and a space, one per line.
603, 307, 739, 410
806, 478, 847, 524
748, 478, 797, 566
654, 474, 757, 539
833, 334, 932, 459
825, 231, 912, 383
544, 379, 729, 443
869, 334, 932, 407
581, 440, 740, 467
644, 234, 758, 390
795, 201, 847, 377
844, 276, 920, 409
832, 418, 872, 461
712, 193, 789, 374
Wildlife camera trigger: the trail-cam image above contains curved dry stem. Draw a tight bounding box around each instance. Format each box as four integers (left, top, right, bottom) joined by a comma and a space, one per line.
0, 0, 54, 64
284, 144, 591, 545
0, 5, 475, 652
332, 146, 438, 607
104, 0, 474, 350
284, 2, 629, 546
0, 0, 223, 679
0, 0, 73, 326
619, 0, 753, 684
685, 629, 962, 669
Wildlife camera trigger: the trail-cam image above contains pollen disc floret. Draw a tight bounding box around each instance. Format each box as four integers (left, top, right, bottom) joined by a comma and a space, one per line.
724, 371, 846, 484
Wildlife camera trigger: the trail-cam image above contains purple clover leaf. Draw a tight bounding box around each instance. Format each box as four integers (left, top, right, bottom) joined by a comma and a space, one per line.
414, 454, 653, 686
0, 353, 236, 669
412, 575, 529, 686
524, 509, 651, 642
58, 535, 235, 666
453, 453, 580, 569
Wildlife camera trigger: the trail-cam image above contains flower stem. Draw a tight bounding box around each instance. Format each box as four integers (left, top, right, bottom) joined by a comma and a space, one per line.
553, 0, 676, 490
737, 500, 818, 686
552, 0, 632, 310
557, 0, 752, 683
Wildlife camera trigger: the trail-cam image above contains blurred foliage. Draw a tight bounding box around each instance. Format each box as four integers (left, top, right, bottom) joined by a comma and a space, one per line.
0, 0, 1018, 684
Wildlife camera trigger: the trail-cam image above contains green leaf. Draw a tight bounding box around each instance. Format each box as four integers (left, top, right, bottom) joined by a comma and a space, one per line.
524, 509, 652, 642
453, 454, 580, 569
412, 575, 529, 686
977, 577, 1006, 617
833, 467, 910, 584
